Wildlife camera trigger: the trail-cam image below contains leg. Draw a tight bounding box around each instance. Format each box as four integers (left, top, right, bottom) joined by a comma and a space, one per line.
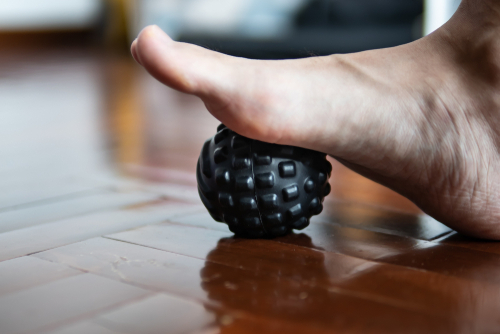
132, 0, 500, 239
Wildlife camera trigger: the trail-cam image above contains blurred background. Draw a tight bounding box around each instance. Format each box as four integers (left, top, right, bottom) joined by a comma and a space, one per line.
0, 0, 461, 55
0, 0, 460, 214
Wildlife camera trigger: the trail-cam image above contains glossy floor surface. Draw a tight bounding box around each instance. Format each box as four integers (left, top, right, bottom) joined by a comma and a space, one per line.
0, 49, 498, 334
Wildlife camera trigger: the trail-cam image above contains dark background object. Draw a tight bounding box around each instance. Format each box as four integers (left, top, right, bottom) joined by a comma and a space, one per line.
180, 0, 423, 59
296, 0, 423, 27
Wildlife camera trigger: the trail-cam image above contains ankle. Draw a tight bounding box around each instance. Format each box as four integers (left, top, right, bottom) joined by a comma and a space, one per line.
427, 6, 500, 92
444, 0, 500, 46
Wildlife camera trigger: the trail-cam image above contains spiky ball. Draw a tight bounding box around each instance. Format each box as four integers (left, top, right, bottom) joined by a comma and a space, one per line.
197, 124, 332, 238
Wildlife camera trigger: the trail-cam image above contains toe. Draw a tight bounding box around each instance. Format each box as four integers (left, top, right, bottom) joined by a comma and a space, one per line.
130, 39, 141, 65
135, 25, 240, 96
135, 25, 190, 92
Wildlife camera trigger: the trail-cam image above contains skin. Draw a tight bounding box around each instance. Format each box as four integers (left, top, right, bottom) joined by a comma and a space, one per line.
131, 0, 500, 239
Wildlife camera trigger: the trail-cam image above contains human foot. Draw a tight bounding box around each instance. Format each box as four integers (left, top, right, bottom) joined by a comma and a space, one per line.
131, 1, 500, 239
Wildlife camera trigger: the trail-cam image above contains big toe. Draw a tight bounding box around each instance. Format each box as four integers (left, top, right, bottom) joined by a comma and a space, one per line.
134, 25, 240, 96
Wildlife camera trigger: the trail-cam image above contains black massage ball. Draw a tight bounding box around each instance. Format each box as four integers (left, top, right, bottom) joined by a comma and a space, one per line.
197, 124, 332, 238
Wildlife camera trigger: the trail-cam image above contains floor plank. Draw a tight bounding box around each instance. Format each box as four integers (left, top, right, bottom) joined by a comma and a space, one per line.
0, 189, 162, 234
0, 256, 82, 297
0, 178, 108, 213
33, 238, 210, 301
0, 274, 150, 334
43, 294, 215, 334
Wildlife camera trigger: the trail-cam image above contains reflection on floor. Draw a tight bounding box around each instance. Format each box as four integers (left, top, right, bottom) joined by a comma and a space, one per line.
0, 50, 498, 334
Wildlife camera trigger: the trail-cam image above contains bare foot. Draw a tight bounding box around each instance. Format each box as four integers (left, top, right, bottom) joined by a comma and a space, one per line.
131, 0, 500, 239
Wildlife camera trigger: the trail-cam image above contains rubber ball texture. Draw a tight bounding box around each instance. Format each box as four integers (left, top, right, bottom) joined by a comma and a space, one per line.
197, 124, 332, 238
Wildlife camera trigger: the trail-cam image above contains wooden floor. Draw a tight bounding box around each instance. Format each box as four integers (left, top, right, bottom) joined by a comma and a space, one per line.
1, 48, 499, 334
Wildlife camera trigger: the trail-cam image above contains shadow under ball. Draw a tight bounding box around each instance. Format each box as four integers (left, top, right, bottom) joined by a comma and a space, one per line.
197, 124, 332, 238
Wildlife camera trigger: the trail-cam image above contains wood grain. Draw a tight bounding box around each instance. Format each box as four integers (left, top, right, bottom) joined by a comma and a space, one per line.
0, 274, 150, 334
